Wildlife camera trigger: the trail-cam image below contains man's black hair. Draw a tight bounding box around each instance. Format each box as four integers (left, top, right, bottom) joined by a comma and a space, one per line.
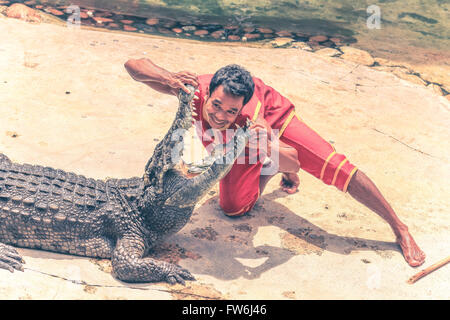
209, 64, 254, 106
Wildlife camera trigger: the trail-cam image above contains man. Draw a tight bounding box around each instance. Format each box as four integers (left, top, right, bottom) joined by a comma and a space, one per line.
124, 58, 426, 267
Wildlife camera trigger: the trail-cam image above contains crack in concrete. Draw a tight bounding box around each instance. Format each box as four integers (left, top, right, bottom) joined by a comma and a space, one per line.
372, 128, 441, 160
23, 267, 217, 299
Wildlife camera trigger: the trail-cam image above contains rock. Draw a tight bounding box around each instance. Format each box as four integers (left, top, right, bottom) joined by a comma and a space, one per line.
163, 20, 176, 28
93, 17, 113, 24
263, 33, 274, 38
445, 95, 450, 102
292, 41, 313, 51
24, 1, 35, 5
417, 71, 450, 91
172, 28, 183, 33
123, 25, 137, 32
340, 46, 375, 66
157, 27, 172, 34
309, 35, 328, 42
374, 57, 414, 72
182, 25, 196, 32
120, 19, 134, 25
243, 27, 255, 33
307, 41, 323, 51
0, 1, 10, 4
372, 66, 427, 86
94, 11, 112, 18
145, 18, 159, 25
35, 5, 43, 9
227, 35, 240, 41
401, 74, 427, 86
244, 33, 260, 40
225, 25, 239, 30
315, 47, 342, 57
107, 23, 119, 29
294, 32, 309, 38
392, 69, 427, 86
257, 27, 273, 34
329, 37, 344, 45
321, 40, 335, 48
271, 37, 295, 48
276, 30, 293, 37
47, 8, 64, 16
6, 3, 41, 23
194, 30, 208, 36
211, 30, 224, 39
427, 83, 444, 96
79, 12, 88, 19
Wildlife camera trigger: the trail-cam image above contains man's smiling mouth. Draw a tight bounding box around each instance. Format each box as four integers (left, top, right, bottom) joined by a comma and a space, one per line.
209, 114, 227, 126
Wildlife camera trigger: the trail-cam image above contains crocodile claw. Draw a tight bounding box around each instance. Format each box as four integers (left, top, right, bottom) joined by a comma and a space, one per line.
165, 264, 196, 285
0, 243, 25, 273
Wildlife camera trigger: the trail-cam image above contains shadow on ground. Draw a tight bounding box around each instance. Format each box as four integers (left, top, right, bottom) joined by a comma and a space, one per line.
165, 188, 399, 281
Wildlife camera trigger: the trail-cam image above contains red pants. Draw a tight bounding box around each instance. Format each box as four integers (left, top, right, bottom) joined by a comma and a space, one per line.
219, 112, 358, 216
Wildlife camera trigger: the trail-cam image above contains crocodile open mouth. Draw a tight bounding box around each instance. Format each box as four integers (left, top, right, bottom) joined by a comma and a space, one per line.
176, 88, 251, 177
164, 123, 250, 208
143, 85, 251, 195
179, 123, 251, 177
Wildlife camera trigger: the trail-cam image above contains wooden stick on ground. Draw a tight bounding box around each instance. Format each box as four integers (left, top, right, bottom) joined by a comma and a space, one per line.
407, 255, 450, 284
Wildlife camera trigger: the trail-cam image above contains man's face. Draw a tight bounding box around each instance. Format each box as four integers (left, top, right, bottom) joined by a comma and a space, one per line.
203, 85, 245, 130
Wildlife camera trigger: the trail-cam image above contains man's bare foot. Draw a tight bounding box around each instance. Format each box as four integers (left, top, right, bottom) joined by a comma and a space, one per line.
280, 172, 299, 194
396, 227, 426, 267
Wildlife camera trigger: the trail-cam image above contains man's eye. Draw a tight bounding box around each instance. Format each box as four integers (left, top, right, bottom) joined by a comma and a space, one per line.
227, 110, 236, 115
213, 104, 220, 110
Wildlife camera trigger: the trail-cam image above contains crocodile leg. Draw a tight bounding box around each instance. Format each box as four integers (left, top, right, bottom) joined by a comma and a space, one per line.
111, 236, 195, 284
0, 242, 25, 272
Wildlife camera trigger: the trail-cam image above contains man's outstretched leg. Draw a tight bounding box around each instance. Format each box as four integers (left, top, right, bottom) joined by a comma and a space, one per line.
346, 170, 426, 267
279, 113, 425, 267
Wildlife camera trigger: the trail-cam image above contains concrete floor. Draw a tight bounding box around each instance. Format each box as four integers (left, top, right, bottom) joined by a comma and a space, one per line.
0, 17, 449, 299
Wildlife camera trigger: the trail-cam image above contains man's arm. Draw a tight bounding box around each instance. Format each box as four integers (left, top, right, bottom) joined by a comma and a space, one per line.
124, 58, 198, 95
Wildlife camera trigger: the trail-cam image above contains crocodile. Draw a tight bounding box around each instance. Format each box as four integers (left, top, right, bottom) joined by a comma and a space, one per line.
0, 86, 250, 284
